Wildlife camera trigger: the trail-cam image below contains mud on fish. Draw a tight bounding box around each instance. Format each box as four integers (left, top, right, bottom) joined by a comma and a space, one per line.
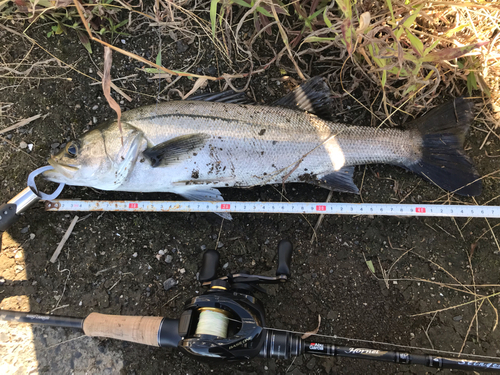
44, 77, 481, 217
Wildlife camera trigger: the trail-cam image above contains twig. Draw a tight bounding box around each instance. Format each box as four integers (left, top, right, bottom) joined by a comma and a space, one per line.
50, 216, 79, 263
423, 312, 437, 350
95, 265, 117, 276
0, 114, 47, 135
50, 304, 69, 313
310, 190, 334, 245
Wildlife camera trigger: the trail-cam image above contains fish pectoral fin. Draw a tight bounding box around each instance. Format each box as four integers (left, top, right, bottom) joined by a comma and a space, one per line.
106, 130, 144, 190
143, 133, 208, 168
174, 186, 232, 220
315, 166, 359, 194
272, 77, 334, 120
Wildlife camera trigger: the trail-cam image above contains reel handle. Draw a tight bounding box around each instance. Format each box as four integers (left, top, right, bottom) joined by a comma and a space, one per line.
199, 249, 220, 282
276, 240, 293, 277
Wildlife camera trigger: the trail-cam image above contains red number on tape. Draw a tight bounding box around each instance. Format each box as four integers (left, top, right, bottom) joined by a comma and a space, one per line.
221, 204, 230, 209
129, 203, 138, 208
416, 207, 425, 213
316, 205, 326, 211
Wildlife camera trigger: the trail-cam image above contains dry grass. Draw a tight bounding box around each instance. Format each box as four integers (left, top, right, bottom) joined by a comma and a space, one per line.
2, 0, 498, 124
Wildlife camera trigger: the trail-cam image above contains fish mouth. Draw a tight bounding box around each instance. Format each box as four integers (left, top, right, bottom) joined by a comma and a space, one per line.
44, 158, 80, 180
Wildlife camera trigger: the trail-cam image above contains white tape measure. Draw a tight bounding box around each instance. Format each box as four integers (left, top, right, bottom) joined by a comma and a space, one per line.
45, 200, 500, 218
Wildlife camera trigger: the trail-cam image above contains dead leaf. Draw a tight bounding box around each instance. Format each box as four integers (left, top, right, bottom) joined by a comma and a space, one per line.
357, 12, 371, 33
102, 47, 123, 140
470, 242, 478, 258
182, 77, 208, 99
301, 315, 321, 339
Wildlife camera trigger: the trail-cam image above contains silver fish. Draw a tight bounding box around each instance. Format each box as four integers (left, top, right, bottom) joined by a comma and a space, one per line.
44, 78, 481, 212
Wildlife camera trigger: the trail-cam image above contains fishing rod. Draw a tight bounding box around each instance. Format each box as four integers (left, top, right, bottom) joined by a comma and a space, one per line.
2, 240, 500, 372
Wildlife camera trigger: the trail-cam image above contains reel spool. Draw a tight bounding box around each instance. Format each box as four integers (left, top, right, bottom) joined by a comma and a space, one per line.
195, 308, 230, 338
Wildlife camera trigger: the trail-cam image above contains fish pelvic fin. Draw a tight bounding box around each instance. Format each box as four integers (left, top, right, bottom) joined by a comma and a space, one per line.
312, 166, 359, 194
272, 77, 334, 120
174, 186, 232, 220
143, 133, 208, 168
404, 97, 481, 196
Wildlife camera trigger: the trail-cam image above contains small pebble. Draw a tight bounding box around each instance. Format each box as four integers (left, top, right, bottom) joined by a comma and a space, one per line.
29, 233, 35, 240
163, 278, 177, 291
27, 144, 33, 151
75, 104, 81, 109
200, 245, 207, 251
79, 301, 82, 306
93, 117, 97, 124
217, 242, 224, 248
20, 226, 29, 234
155, 254, 162, 261
121, 39, 126, 44
92, 105, 98, 110
0, 278, 5, 285
51, 143, 60, 149
132, 252, 138, 258
179, 268, 185, 274
165, 255, 173, 263
222, 262, 229, 269
158, 250, 165, 255
19, 141, 28, 149
453, 315, 463, 321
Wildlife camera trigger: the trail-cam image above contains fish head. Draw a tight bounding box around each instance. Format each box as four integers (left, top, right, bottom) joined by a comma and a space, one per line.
43, 121, 144, 190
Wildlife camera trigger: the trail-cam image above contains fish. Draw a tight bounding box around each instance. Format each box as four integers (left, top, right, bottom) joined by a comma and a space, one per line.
44, 77, 481, 218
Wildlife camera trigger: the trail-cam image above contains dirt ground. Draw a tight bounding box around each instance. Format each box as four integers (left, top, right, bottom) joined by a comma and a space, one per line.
1, 16, 500, 375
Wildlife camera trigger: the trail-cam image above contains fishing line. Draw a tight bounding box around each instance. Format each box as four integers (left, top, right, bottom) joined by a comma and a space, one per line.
195, 308, 230, 338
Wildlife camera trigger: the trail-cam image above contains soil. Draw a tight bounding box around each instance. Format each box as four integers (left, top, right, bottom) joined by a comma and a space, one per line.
1, 14, 500, 375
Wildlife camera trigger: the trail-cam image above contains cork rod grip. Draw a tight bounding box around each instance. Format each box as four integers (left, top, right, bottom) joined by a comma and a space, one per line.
83, 312, 163, 346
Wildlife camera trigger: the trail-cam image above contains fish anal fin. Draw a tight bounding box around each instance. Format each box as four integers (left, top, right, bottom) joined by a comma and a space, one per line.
143, 133, 208, 168
314, 166, 359, 194
272, 77, 334, 120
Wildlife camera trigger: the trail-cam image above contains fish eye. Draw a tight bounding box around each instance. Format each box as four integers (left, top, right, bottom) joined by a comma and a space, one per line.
66, 142, 78, 158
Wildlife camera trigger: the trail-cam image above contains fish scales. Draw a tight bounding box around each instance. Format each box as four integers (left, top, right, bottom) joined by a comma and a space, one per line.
118, 101, 415, 190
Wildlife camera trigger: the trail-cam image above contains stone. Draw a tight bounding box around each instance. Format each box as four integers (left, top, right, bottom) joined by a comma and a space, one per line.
163, 278, 177, 291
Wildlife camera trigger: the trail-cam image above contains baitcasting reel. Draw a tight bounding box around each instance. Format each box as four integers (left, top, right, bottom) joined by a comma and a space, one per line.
178, 239, 295, 360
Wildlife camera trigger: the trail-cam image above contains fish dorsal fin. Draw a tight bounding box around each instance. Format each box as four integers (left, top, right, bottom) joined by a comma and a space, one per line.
272, 77, 333, 119
189, 90, 255, 105
143, 133, 208, 168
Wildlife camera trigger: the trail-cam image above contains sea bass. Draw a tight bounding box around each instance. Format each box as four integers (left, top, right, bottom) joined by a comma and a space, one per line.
44, 78, 481, 211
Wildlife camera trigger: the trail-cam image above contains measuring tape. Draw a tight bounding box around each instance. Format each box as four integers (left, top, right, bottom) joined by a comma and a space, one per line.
45, 200, 500, 218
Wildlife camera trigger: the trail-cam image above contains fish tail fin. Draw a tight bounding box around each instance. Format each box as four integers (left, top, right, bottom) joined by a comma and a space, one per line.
404, 97, 482, 196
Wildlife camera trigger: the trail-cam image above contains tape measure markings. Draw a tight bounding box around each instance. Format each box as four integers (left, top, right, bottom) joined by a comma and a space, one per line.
45, 200, 500, 218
